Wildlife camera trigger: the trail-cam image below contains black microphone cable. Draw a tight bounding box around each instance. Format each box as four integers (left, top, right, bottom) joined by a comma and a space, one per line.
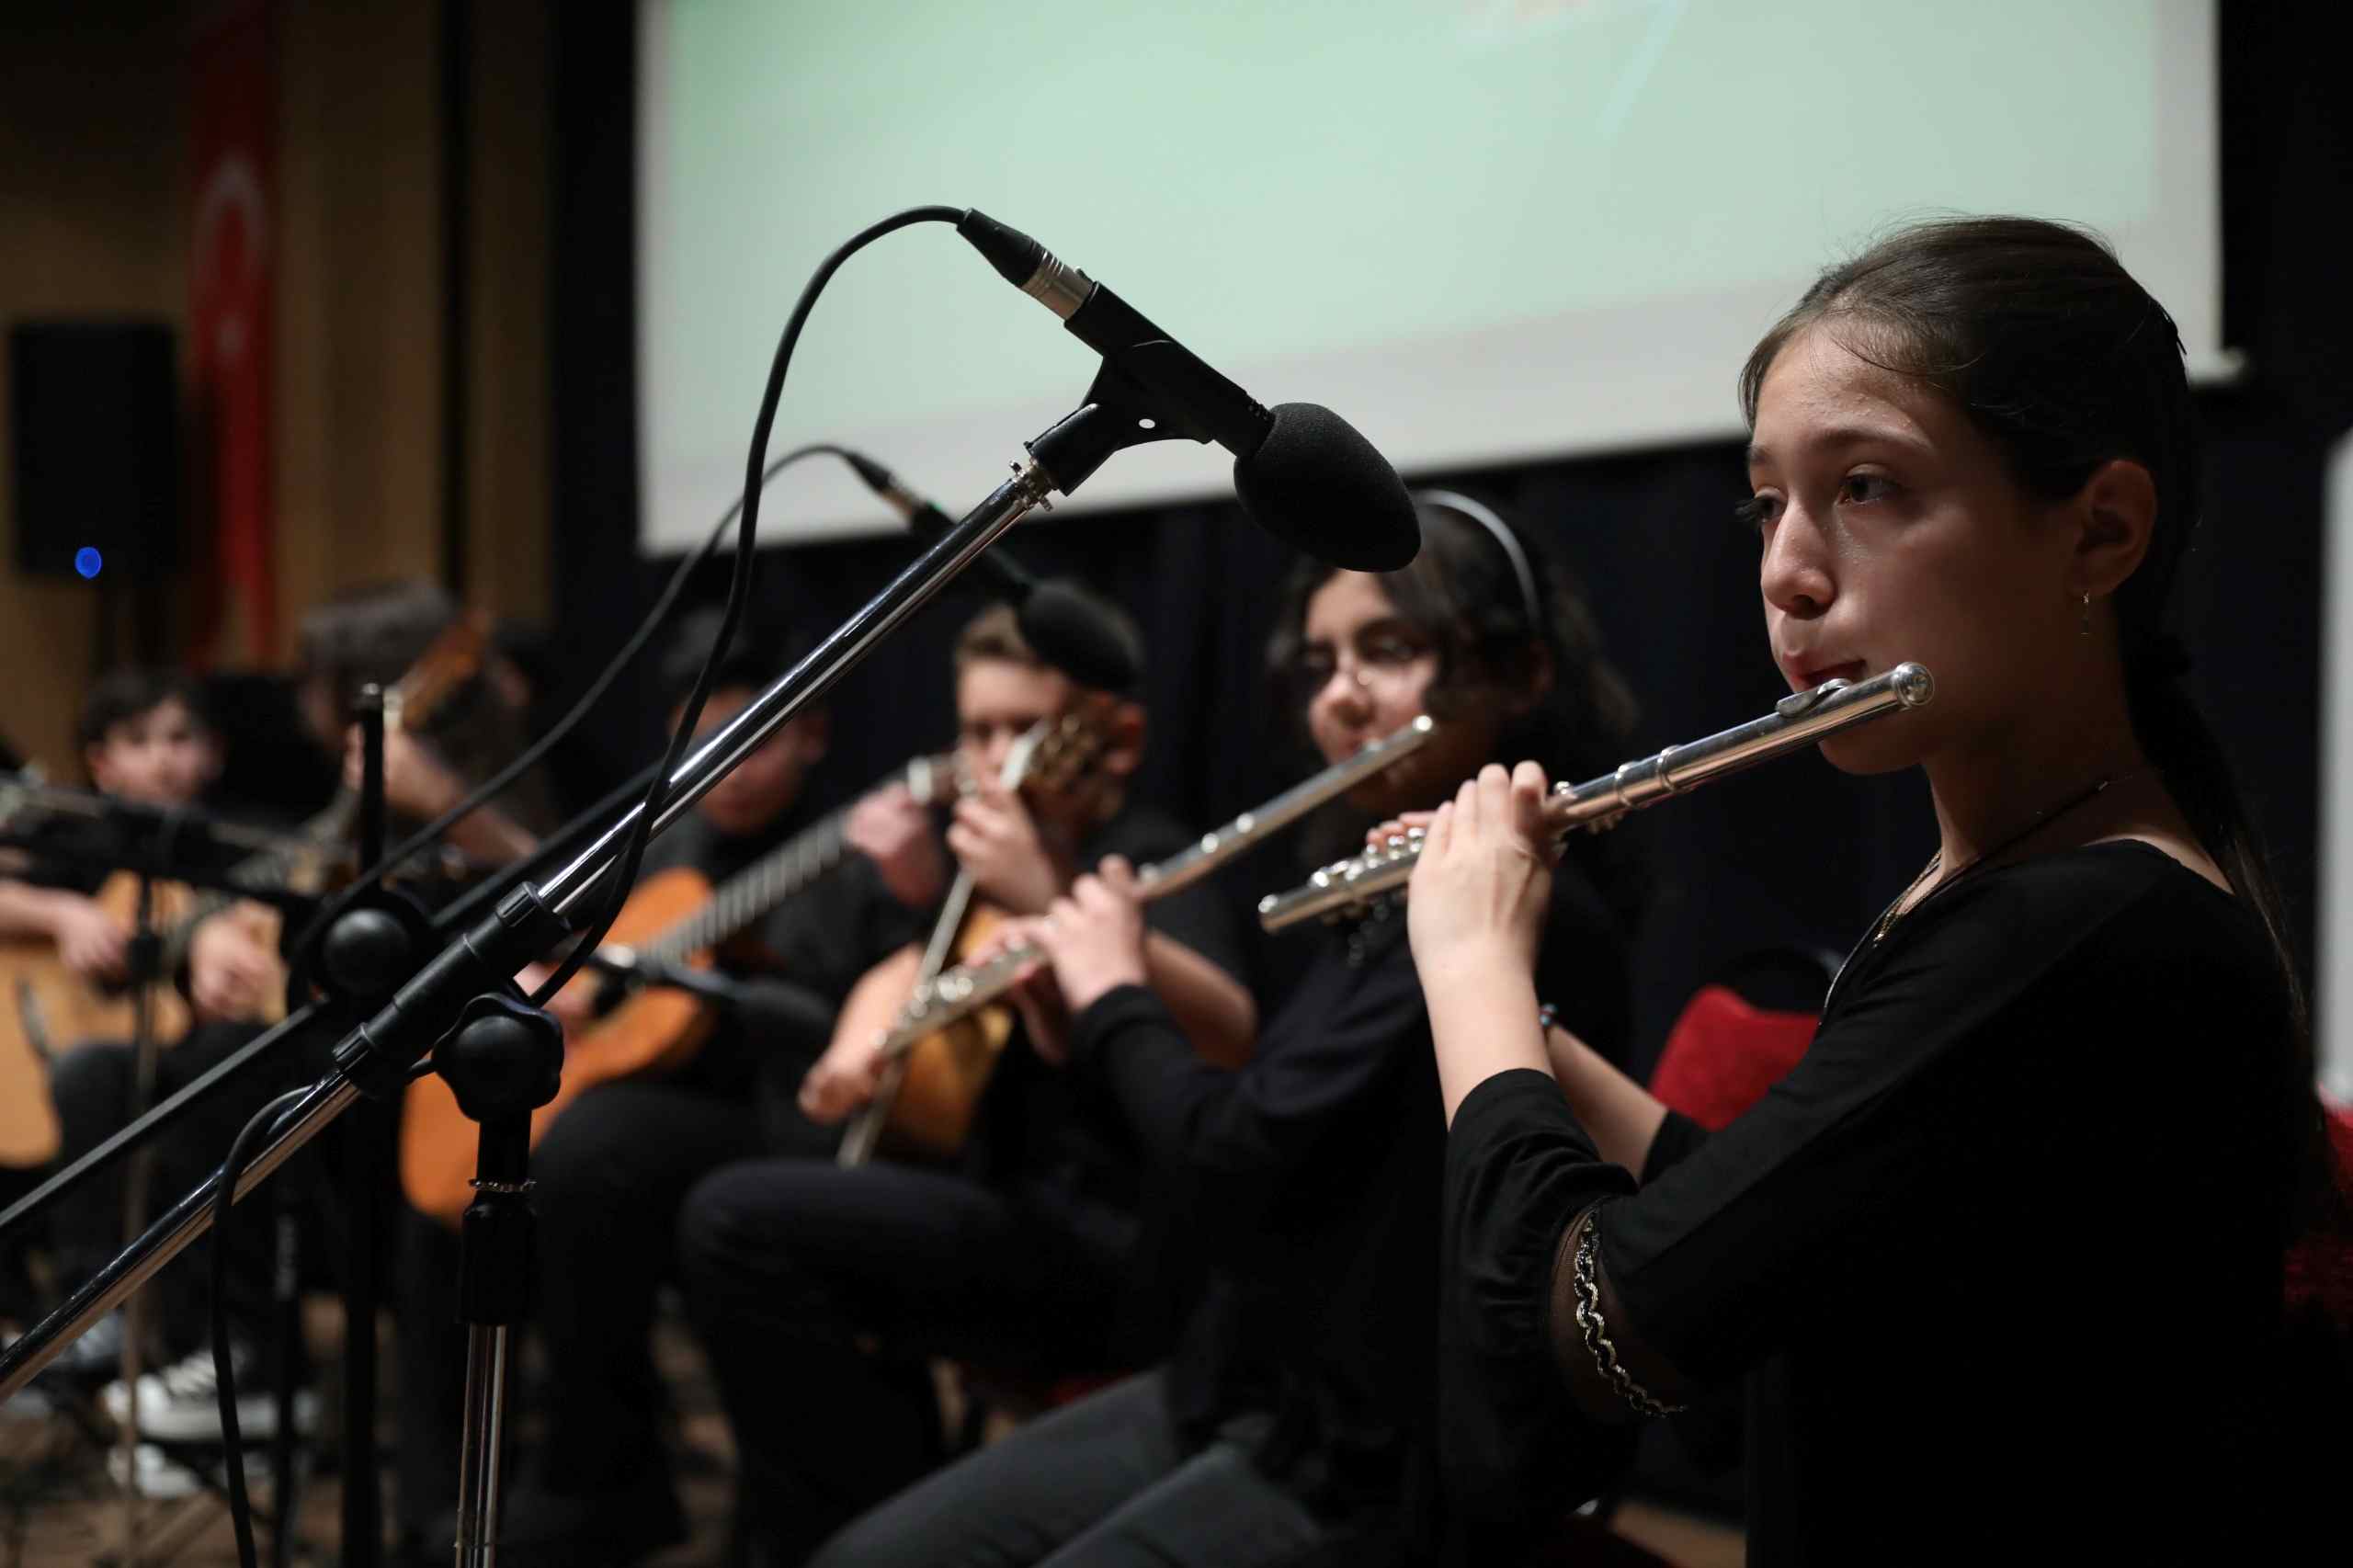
291, 439, 855, 966
206, 1083, 313, 1568
520, 206, 966, 1009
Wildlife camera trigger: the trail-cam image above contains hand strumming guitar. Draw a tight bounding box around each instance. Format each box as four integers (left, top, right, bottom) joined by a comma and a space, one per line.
47, 894, 130, 984
799, 1028, 889, 1125
845, 782, 949, 911
187, 908, 278, 1023
946, 784, 1071, 915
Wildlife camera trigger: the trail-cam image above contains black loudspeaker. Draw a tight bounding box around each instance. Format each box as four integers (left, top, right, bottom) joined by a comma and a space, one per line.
8, 320, 179, 579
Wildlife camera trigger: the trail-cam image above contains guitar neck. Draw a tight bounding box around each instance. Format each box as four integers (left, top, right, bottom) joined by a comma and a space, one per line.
641, 751, 960, 962
648, 812, 852, 961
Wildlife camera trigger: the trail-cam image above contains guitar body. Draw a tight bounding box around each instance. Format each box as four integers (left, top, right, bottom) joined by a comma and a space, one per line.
398, 865, 719, 1225
0, 873, 289, 1168
834, 906, 1017, 1164
0, 937, 82, 1166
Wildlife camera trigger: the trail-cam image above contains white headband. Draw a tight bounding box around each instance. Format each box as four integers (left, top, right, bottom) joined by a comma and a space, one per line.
1412, 489, 1543, 635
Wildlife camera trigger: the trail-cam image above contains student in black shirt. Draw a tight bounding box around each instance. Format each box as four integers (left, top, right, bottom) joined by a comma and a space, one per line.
676, 599, 1258, 1568
1412, 218, 2345, 1562
807, 496, 1643, 1567
2, 671, 243, 1381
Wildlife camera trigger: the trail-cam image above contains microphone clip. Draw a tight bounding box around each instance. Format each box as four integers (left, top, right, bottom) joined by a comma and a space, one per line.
1026, 360, 1204, 496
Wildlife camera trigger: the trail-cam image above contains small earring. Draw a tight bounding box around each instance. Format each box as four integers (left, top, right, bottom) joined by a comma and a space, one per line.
2079, 592, 2091, 639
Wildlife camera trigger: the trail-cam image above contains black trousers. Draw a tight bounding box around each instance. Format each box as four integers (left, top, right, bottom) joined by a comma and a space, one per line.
807, 1370, 1332, 1568
45, 1019, 320, 1344
676, 1154, 1133, 1565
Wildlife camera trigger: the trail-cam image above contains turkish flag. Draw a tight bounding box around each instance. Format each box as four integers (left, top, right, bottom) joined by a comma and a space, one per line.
189, 0, 275, 664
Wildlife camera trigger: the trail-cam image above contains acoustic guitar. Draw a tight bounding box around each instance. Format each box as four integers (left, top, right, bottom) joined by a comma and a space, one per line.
396, 751, 983, 1225
834, 703, 1120, 1167
0, 619, 488, 1169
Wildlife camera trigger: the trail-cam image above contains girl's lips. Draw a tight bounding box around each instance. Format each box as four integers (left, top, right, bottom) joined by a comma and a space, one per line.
1794, 660, 1866, 688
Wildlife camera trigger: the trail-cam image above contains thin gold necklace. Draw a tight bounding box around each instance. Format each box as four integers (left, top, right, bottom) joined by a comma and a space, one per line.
1866, 767, 2146, 948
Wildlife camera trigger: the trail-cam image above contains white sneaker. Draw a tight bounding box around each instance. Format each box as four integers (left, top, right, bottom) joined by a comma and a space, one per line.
99, 1346, 320, 1443
106, 1440, 279, 1501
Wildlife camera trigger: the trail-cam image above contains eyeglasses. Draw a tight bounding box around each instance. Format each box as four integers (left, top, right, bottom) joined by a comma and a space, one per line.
1285, 628, 1436, 698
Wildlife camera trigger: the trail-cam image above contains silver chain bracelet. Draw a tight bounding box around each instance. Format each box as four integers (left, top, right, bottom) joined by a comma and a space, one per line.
1570, 1210, 1685, 1419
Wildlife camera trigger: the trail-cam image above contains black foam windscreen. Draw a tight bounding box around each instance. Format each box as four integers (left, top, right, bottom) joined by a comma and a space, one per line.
8, 320, 179, 578
1232, 403, 1420, 573
1018, 576, 1144, 695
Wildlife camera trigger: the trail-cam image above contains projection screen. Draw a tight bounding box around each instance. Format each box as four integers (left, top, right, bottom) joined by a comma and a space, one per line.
636, 0, 2225, 551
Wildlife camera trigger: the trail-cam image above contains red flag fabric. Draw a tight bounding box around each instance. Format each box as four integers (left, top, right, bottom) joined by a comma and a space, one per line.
189, 0, 275, 664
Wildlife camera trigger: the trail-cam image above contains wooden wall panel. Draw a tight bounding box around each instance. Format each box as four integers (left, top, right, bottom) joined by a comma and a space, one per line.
273, 0, 445, 636
2, 0, 554, 767
0, 6, 188, 775
462, 0, 551, 622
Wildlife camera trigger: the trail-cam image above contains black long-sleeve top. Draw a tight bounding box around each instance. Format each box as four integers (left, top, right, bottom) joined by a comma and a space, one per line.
1065, 858, 1631, 1545
1443, 843, 2318, 1562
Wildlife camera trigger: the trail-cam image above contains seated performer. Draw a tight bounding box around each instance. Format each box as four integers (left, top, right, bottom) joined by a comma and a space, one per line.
472, 608, 942, 1564
673, 598, 1257, 1568
4, 670, 254, 1387
1415, 218, 2346, 1560
90, 582, 550, 1445
0, 669, 222, 997
801, 496, 1642, 1568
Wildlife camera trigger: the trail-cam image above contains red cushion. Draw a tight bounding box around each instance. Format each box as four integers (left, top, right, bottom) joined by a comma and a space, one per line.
2283, 1101, 2353, 1325
1648, 983, 1819, 1131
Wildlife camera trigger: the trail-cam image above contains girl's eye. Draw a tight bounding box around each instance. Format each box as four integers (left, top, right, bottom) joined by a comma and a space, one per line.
1733, 494, 1779, 534
1292, 648, 1336, 687
1837, 473, 1896, 506
1359, 633, 1423, 666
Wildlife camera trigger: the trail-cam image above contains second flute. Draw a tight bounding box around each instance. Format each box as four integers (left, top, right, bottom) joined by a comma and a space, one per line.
1257, 663, 1936, 932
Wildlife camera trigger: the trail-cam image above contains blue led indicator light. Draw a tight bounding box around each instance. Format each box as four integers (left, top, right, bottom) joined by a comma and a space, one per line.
74, 547, 104, 579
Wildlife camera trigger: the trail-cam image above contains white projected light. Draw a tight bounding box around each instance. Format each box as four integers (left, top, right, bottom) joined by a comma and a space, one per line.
637, 0, 2225, 551
2325, 430, 2353, 1105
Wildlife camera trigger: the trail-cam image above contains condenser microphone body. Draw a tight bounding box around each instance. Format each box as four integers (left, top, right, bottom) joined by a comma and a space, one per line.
954, 210, 1420, 573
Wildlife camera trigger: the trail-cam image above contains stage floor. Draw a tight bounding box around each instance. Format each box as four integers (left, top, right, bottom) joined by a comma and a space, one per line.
2, 1302, 1741, 1566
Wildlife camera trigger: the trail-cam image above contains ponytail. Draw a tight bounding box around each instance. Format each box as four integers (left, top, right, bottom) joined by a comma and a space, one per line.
2128, 653, 2340, 1232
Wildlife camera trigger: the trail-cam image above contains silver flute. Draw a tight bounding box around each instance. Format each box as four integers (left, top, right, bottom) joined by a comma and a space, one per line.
1257, 663, 1936, 933
870, 713, 1438, 1062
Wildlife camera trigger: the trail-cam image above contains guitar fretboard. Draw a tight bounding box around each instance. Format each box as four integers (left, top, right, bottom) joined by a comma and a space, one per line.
644, 813, 852, 961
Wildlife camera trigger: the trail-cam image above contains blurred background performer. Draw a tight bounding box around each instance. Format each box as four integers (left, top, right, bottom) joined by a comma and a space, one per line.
80, 583, 553, 1460
1418, 219, 2349, 1562
2, 671, 231, 1384
804, 497, 1641, 1568
674, 599, 1254, 1568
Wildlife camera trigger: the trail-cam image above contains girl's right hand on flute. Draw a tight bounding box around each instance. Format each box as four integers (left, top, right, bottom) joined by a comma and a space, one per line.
1404, 762, 1559, 985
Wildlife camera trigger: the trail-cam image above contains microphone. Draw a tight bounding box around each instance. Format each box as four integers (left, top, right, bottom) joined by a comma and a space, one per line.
954, 210, 1420, 573
840, 449, 1143, 694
